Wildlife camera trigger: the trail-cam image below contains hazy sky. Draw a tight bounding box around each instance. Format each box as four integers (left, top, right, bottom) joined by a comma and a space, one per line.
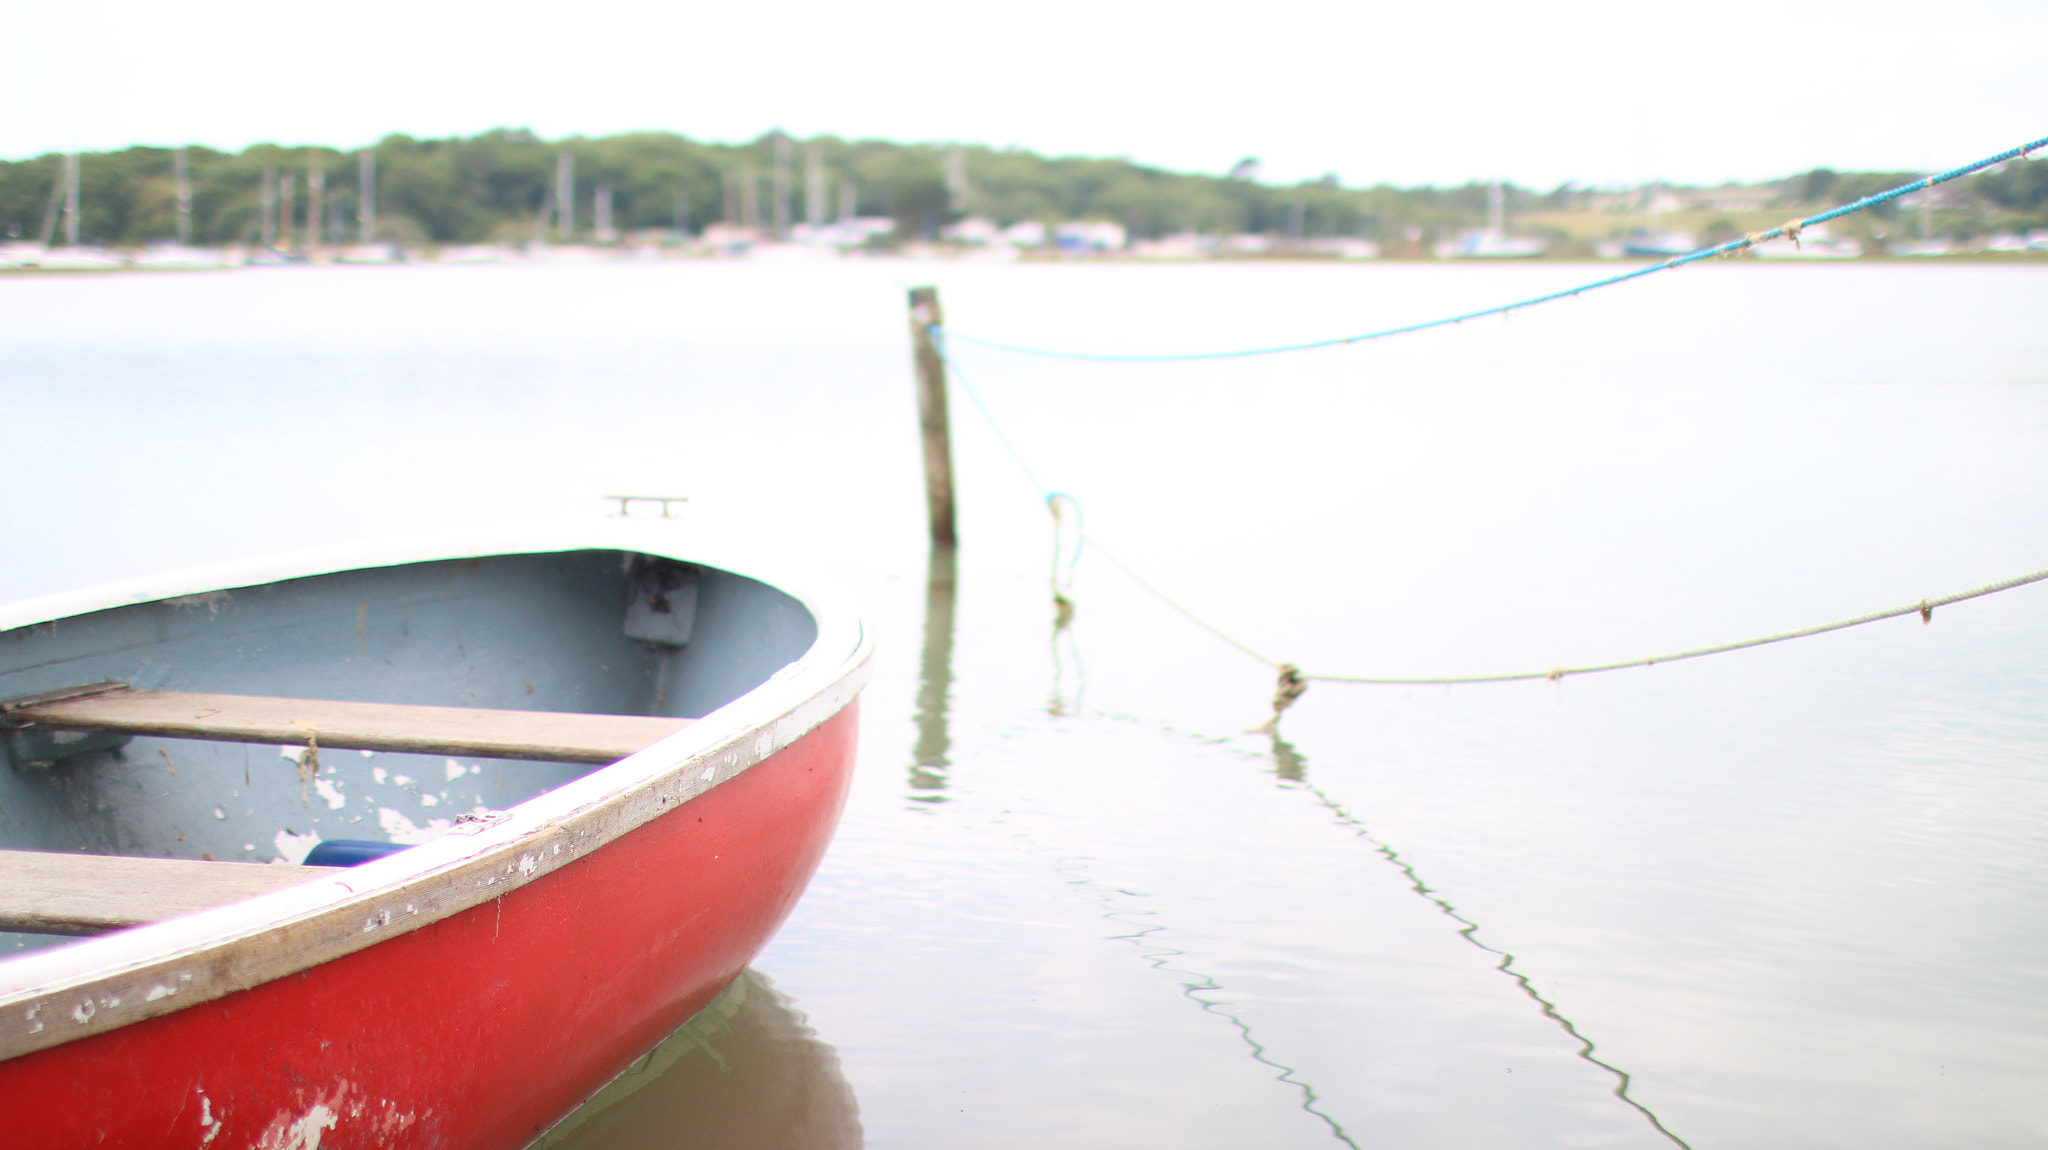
5, 0, 2042, 188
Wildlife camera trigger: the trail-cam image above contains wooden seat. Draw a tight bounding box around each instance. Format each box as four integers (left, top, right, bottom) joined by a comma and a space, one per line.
2, 685, 691, 765
0, 686, 696, 934
0, 850, 338, 936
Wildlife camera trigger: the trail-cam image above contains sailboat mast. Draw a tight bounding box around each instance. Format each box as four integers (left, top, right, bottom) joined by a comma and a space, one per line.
555, 152, 574, 239
358, 150, 376, 244
279, 172, 296, 252
64, 154, 80, 246
805, 144, 824, 228
307, 157, 324, 255
174, 148, 192, 245
773, 135, 791, 239
261, 166, 277, 250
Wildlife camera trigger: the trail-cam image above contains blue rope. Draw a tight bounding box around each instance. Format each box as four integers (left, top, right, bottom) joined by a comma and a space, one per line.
936, 134, 2047, 363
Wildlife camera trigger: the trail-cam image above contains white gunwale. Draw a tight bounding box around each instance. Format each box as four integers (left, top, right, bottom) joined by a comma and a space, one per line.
0, 520, 874, 1061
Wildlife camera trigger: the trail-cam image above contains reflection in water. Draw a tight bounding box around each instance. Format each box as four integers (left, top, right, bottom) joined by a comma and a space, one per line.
534, 968, 862, 1150
1048, 612, 1085, 718
909, 546, 956, 802
1047, 493, 1085, 717
1268, 739, 1695, 1150
1268, 734, 1307, 783
1054, 857, 1362, 1150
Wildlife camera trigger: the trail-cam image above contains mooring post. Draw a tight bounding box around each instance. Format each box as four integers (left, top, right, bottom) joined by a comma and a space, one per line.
908, 286, 958, 547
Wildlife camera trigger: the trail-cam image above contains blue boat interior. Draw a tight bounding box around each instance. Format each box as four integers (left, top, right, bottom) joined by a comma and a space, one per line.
0, 549, 817, 953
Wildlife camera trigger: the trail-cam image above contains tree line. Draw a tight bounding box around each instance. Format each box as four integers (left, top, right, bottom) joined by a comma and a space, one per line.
2, 128, 2043, 249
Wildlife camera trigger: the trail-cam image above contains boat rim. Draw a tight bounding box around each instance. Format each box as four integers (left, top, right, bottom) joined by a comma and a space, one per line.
0, 519, 875, 1061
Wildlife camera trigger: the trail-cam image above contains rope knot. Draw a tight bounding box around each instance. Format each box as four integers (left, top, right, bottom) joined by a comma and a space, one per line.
294, 730, 322, 806
1782, 219, 1804, 249
1919, 600, 1933, 625
1255, 663, 1309, 734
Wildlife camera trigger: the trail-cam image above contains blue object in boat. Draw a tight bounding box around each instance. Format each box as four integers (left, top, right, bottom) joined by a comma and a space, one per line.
303, 839, 410, 867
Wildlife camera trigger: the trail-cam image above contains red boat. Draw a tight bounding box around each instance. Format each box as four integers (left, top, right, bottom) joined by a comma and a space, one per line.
0, 526, 871, 1148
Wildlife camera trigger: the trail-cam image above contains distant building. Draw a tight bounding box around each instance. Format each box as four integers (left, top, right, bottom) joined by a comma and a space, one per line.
1054, 221, 1126, 252
1309, 237, 1379, 259
941, 216, 1001, 245
1131, 232, 1216, 259
790, 218, 895, 248
1434, 230, 1546, 258
1000, 221, 1047, 248
1688, 184, 1773, 213
1754, 222, 1861, 259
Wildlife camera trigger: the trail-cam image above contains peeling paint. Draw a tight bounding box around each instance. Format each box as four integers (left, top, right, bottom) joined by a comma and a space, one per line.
145, 983, 177, 1002
377, 807, 451, 845
372, 767, 388, 784
313, 777, 347, 810
71, 999, 94, 1024
256, 1093, 342, 1150
199, 1093, 222, 1146
445, 759, 467, 782
518, 854, 538, 877
273, 828, 323, 864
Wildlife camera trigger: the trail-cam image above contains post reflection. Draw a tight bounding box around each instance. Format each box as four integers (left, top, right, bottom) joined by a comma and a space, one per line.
909, 546, 956, 801
1047, 493, 1083, 717
1048, 602, 1084, 718
1268, 734, 1307, 783
533, 968, 862, 1150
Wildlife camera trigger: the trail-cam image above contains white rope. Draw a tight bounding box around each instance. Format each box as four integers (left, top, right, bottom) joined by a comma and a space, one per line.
1306, 567, 2048, 686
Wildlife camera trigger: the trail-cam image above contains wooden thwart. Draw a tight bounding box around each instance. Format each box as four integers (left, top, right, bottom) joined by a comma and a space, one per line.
0, 850, 338, 936
5, 688, 692, 765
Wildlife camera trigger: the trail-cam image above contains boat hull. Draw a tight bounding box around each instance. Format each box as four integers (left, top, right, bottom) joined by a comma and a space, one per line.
0, 702, 858, 1149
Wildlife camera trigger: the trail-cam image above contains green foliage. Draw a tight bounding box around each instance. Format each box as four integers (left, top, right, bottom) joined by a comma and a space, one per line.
1974, 158, 2048, 228
2, 131, 2036, 248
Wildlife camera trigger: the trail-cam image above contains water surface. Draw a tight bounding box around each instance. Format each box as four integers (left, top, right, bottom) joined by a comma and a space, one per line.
2, 259, 2044, 1149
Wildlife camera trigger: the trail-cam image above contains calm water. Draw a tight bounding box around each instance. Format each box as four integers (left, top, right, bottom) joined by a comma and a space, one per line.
2, 258, 2045, 1149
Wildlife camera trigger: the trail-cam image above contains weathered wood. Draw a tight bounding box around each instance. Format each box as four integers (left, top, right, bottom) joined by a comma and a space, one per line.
908, 285, 958, 547
0, 850, 339, 936
5, 689, 692, 765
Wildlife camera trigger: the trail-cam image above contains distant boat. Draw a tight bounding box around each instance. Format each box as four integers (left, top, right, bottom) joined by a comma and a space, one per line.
22, 247, 126, 271
1887, 238, 1955, 257
336, 243, 403, 264
132, 246, 232, 270
0, 527, 871, 1149
1620, 229, 1698, 258
0, 244, 47, 269
1436, 178, 1548, 258
1753, 223, 1862, 259
1435, 230, 1548, 258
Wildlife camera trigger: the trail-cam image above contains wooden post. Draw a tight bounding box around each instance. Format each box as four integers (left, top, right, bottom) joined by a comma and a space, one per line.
908, 286, 957, 547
